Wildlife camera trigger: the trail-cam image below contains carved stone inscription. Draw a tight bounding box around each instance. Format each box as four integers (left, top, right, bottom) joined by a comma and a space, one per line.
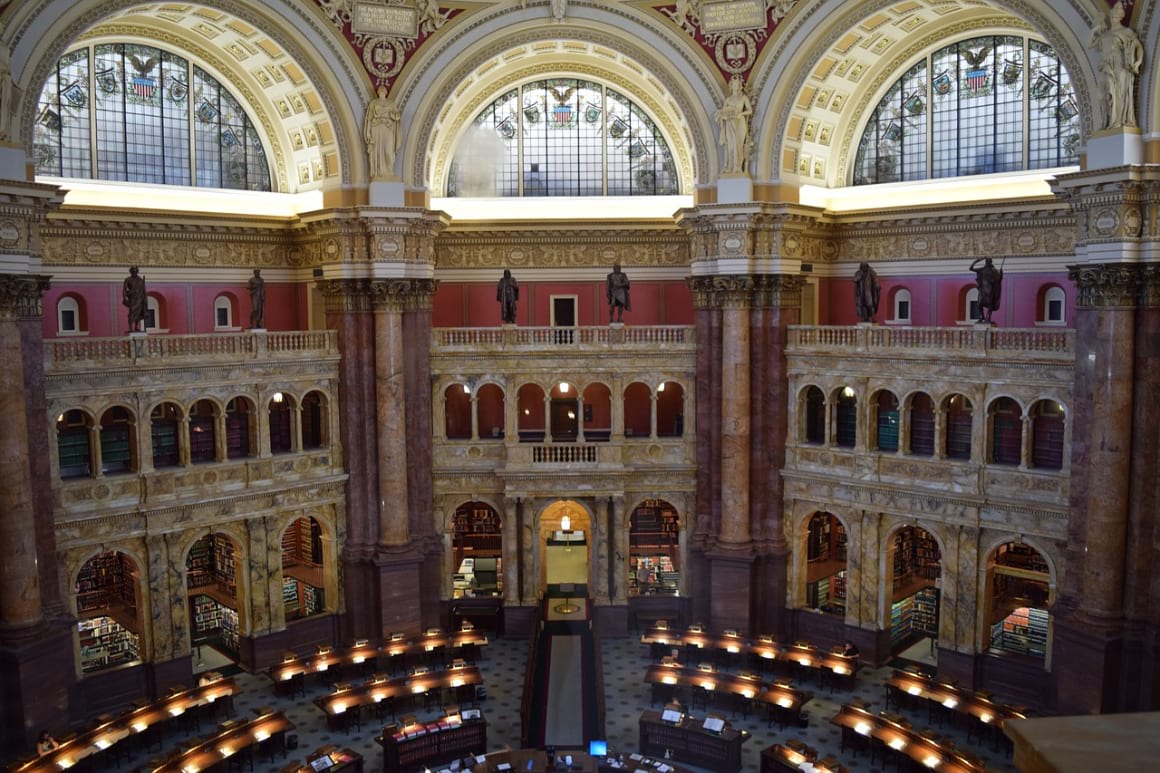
701, 0, 766, 33
352, 1, 418, 38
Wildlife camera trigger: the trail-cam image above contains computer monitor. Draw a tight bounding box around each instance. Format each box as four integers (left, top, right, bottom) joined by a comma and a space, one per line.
588, 739, 608, 757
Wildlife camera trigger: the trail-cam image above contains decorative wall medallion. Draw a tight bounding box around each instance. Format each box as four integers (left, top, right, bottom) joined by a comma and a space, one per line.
1123, 206, 1142, 236
0, 221, 19, 245
911, 237, 930, 254
194, 245, 213, 261
378, 238, 400, 257
85, 242, 105, 258
723, 235, 743, 253
325, 239, 340, 256
1094, 209, 1118, 236
1016, 233, 1037, 251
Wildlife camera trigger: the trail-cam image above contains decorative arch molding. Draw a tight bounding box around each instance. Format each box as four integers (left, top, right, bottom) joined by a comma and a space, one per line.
749, 0, 1099, 187
9, 0, 366, 187
394, 14, 721, 191
978, 531, 1063, 589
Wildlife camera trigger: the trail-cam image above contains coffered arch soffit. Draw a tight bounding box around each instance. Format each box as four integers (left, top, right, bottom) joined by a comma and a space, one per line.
394, 11, 723, 192
749, 0, 1100, 188
6, 0, 370, 190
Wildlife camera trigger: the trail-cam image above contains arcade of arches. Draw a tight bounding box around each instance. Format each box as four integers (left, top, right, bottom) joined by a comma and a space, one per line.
3, 0, 1160, 754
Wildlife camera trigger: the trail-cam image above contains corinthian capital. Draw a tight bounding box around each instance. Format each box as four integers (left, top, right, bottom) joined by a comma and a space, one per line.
1068, 263, 1140, 308
369, 278, 438, 312
0, 274, 51, 320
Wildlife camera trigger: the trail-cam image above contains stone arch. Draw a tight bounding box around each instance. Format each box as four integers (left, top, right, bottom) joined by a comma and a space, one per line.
749, 0, 1098, 186
9, 0, 366, 187
393, 7, 718, 190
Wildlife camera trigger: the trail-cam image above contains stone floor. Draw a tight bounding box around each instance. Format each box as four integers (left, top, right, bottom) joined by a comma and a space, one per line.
50, 635, 1020, 773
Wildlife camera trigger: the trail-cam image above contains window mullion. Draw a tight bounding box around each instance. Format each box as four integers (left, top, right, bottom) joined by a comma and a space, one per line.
517, 84, 524, 196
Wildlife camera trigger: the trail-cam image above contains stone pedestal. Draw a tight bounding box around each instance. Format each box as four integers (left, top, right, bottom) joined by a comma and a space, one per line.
717, 175, 752, 204
705, 547, 754, 633
369, 180, 406, 207
376, 548, 424, 637
1086, 128, 1143, 168
1052, 613, 1124, 714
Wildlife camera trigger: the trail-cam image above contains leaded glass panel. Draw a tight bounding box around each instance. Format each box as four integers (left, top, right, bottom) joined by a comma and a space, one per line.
447, 79, 678, 197
856, 35, 1076, 185
35, 44, 270, 191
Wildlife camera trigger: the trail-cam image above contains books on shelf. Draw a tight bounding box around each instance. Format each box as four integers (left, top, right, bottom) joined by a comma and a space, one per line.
77, 615, 139, 672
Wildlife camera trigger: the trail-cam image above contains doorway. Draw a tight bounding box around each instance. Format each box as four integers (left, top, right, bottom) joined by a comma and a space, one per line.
540, 501, 590, 616
551, 296, 576, 344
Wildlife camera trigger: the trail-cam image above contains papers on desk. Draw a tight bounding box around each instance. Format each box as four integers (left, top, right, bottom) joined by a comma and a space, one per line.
496, 764, 511, 771
660, 708, 681, 723
462, 708, 481, 720
703, 716, 725, 733
309, 756, 333, 772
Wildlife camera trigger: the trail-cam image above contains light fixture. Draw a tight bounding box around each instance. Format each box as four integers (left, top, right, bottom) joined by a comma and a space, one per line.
561, 515, 571, 532
888, 738, 907, 751
658, 382, 666, 392
463, 383, 471, 394
273, 392, 284, 403
854, 721, 871, 736
559, 382, 569, 393
567, 410, 575, 419
523, 408, 530, 415
842, 386, 855, 398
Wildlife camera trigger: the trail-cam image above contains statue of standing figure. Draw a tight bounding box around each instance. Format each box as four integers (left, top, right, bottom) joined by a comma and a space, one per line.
970, 257, 1003, 324
248, 268, 266, 328
853, 262, 880, 323
122, 266, 147, 333
606, 263, 631, 323
497, 269, 519, 324
1088, 1, 1144, 129
364, 84, 402, 179
716, 76, 753, 174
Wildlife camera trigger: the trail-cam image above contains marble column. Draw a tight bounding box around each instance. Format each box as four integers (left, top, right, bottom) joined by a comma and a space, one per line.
594, 497, 611, 604
371, 281, 410, 547
317, 279, 378, 638
718, 281, 752, 545
610, 496, 628, 605
0, 275, 50, 629
502, 497, 520, 606
1051, 263, 1139, 713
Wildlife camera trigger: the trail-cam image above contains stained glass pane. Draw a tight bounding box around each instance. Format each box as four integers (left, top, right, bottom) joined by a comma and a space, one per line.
856, 35, 1074, 185
36, 45, 270, 191
446, 79, 678, 197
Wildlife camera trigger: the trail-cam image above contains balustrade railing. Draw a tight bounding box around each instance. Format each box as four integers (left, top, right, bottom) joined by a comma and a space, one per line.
788, 325, 1073, 357
45, 330, 338, 369
432, 325, 694, 352
532, 444, 599, 464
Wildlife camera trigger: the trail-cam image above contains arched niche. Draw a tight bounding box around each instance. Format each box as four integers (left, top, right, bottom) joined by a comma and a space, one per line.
74, 550, 144, 675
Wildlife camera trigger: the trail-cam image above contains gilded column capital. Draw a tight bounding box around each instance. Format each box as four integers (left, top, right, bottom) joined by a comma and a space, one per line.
0, 274, 51, 320
754, 274, 806, 308
688, 273, 805, 309
317, 278, 374, 314
1068, 263, 1141, 308
369, 278, 438, 312
1138, 265, 1160, 308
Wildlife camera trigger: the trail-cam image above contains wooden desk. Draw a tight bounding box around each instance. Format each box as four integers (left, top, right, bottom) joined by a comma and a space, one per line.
314, 666, 484, 729
885, 668, 1027, 739
10, 678, 237, 773
382, 630, 489, 660
375, 715, 487, 772
640, 627, 856, 684
643, 664, 809, 726
761, 741, 851, 773
419, 749, 696, 773
638, 710, 749, 773
146, 709, 294, 773
830, 703, 986, 773
269, 643, 381, 684
281, 747, 364, 773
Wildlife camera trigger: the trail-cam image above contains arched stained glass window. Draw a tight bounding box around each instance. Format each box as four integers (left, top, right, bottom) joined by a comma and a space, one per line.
854, 36, 1078, 185
447, 78, 678, 197
35, 44, 271, 191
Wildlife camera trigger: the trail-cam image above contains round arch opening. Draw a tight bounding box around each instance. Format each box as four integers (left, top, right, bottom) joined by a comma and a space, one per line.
75, 550, 143, 674
889, 525, 942, 658
452, 502, 503, 599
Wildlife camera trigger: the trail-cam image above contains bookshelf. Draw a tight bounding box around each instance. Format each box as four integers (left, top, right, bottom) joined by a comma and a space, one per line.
58, 427, 91, 478
151, 419, 179, 468
78, 615, 140, 673
893, 527, 941, 583
76, 552, 137, 616
99, 425, 132, 474
890, 596, 914, 647
629, 506, 680, 596
213, 533, 237, 596
377, 717, 487, 772
191, 593, 239, 652
912, 587, 939, 637
187, 536, 214, 589
990, 606, 1048, 657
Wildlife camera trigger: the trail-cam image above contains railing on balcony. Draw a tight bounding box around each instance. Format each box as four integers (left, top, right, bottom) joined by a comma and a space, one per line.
532, 444, 599, 464
45, 330, 339, 369
787, 325, 1074, 358
433, 325, 695, 352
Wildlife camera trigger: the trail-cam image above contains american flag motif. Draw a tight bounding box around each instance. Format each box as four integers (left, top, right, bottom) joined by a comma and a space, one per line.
965, 69, 988, 94
552, 104, 572, 125
132, 76, 156, 99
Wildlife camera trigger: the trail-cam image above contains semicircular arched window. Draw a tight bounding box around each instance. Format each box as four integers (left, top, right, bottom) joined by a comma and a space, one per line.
35, 43, 272, 191
447, 78, 678, 197
853, 36, 1078, 185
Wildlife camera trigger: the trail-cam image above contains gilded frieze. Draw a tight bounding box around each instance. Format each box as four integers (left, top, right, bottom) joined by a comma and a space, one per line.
435, 229, 690, 269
